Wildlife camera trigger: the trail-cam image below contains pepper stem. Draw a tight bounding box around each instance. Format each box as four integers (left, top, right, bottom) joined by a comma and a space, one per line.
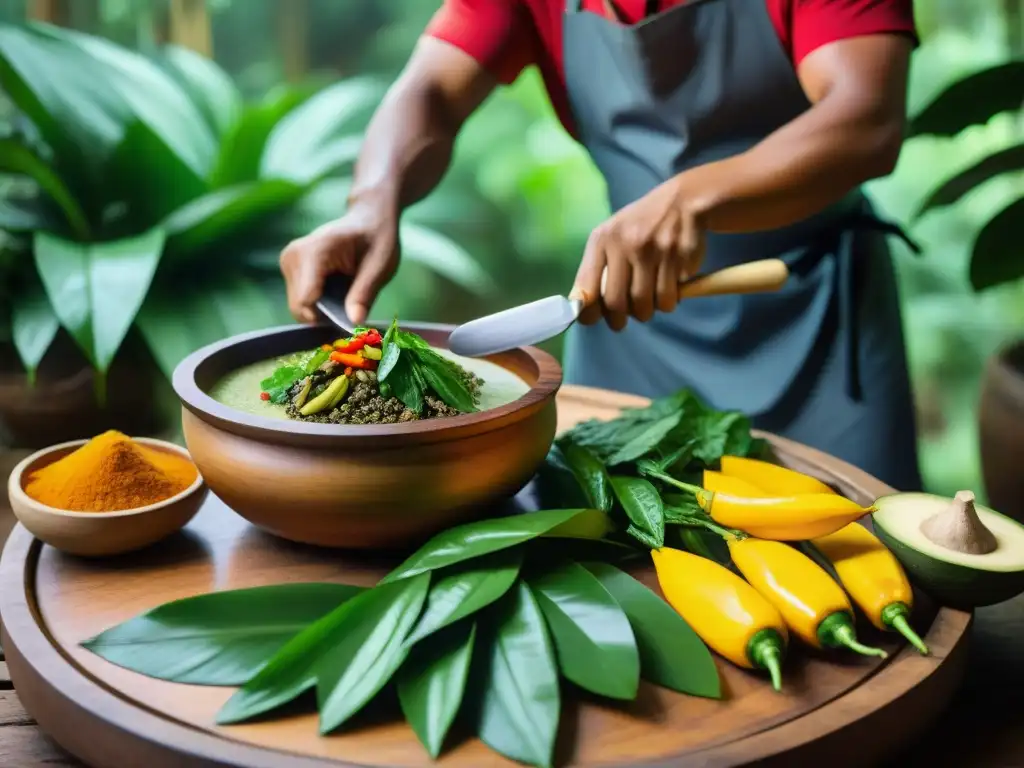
747, 628, 786, 692
640, 468, 710, 505
881, 602, 929, 655
817, 612, 888, 659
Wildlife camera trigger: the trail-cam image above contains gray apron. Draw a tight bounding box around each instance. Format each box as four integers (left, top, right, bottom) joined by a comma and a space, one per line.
560, 0, 923, 490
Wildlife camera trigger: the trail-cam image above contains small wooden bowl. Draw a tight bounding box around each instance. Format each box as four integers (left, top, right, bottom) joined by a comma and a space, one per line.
172, 323, 562, 549
6, 438, 207, 557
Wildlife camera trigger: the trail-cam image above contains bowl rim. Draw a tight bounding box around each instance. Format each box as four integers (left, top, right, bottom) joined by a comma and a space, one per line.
7, 437, 206, 519
172, 321, 563, 442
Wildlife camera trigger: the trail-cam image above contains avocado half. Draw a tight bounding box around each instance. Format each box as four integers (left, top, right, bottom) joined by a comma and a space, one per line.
872, 492, 1024, 610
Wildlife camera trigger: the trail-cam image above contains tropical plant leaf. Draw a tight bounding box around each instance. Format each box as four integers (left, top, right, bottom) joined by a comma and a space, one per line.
398, 621, 477, 759
10, 272, 58, 383
970, 197, 1024, 291
217, 575, 428, 725
915, 143, 1024, 219
160, 44, 242, 139
405, 548, 522, 646
908, 62, 1024, 138
210, 82, 319, 187
475, 582, 560, 768
0, 24, 129, 195
42, 23, 215, 179
136, 274, 290, 379
399, 222, 495, 295
81, 583, 364, 686
582, 562, 720, 699
381, 509, 590, 584
162, 180, 305, 261
316, 574, 430, 733
260, 77, 384, 184
106, 119, 209, 229
528, 561, 639, 700
34, 227, 165, 373
0, 138, 90, 239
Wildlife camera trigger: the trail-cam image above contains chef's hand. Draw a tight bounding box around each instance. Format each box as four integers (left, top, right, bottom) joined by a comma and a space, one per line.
280, 199, 399, 325
571, 179, 705, 331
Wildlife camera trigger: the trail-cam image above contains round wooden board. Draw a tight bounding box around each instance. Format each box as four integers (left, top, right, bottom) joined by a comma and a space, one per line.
1, 385, 971, 768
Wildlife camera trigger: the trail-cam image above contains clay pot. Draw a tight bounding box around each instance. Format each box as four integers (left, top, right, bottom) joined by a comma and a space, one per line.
174, 323, 562, 549
0, 333, 169, 450
979, 338, 1024, 521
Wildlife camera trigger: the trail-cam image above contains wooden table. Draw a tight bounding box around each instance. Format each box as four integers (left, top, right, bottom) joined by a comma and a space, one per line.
2, 451, 1023, 767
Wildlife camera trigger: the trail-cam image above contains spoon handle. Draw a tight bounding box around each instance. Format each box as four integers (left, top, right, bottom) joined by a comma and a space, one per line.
677, 259, 789, 300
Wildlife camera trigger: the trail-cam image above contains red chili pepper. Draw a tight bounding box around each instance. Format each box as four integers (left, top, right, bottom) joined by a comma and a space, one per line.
334, 337, 366, 354
362, 329, 382, 346
344, 367, 353, 377
260, 391, 271, 401
330, 351, 377, 370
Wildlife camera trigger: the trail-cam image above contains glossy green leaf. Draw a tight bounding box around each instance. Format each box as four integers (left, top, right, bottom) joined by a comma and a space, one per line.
160, 44, 242, 139
560, 442, 613, 512
44, 23, 215, 179
970, 197, 1024, 291
34, 228, 165, 373
534, 445, 592, 510
405, 548, 522, 646
381, 508, 590, 584
400, 222, 495, 295
544, 507, 616, 541
0, 138, 90, 239
413, 348, 478, 412
398, 621, 477, 759
316, 574, 430, 733
476, 582, 560, 768
908, 62, 1024, 138
916, 143, 1024, 219
528, 561, 639, 700
211, 82, 318, 186
261, 77, 384, 184
605, 412, 682, 466
0, 24, 129, 193
611, 476, 665, 548
106, 119, 209, 227
10, 273, 58, 382
163, 180, 305, 261
581, 562, 720, 699
217, 575, 428, 725
82, 583, 364, 686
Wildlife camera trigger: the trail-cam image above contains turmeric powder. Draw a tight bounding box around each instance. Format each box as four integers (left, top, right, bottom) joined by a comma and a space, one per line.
25, 430, 198, 512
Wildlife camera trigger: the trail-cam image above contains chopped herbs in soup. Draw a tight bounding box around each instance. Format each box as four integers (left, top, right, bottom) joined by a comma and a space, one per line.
209, 319, 530, 424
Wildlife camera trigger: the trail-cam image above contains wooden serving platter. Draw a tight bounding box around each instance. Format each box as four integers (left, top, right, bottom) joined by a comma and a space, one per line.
0, 385, 971, 768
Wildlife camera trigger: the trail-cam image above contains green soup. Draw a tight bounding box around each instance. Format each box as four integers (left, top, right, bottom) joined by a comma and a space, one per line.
209, 348, 532, 420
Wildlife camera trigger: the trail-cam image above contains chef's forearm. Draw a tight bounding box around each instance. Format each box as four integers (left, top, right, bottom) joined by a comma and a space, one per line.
678, 105, 902, 233
677, 36, 911, 234
347, 38, 496, 211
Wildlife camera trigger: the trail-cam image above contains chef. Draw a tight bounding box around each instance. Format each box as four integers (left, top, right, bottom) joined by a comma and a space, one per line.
280, 0, 922, 491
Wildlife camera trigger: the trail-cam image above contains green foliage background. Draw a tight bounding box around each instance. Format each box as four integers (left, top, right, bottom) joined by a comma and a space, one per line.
0, 0, 1022, 501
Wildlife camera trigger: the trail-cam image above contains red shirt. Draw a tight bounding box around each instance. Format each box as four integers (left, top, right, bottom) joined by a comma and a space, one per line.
427, 0, 917, 135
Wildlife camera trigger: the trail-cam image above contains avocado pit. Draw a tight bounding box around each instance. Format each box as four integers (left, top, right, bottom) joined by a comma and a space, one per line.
919, 490, 998, 556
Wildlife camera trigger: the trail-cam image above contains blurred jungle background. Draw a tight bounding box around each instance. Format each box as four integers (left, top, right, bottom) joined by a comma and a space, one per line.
0, 0, 1022, 507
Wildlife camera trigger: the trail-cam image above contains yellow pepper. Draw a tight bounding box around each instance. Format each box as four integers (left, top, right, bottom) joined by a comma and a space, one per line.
727, 537, 886, 658
713, 463, 929, 655
721, 455, 835, 495
811, 524, 929, 655
651, 547, 787, 690
647, 467, 871, 540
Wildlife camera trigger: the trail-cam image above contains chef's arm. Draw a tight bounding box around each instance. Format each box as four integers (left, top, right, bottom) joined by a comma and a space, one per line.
347, 38, 497, 211
676, 35, 913, 233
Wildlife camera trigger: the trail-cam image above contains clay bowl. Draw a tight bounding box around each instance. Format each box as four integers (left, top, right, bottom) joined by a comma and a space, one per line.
172, 323, 562, 550
6, 438, 207, 557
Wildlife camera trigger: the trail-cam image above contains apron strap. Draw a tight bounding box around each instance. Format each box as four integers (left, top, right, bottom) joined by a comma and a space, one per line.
839, 213, 919, 403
